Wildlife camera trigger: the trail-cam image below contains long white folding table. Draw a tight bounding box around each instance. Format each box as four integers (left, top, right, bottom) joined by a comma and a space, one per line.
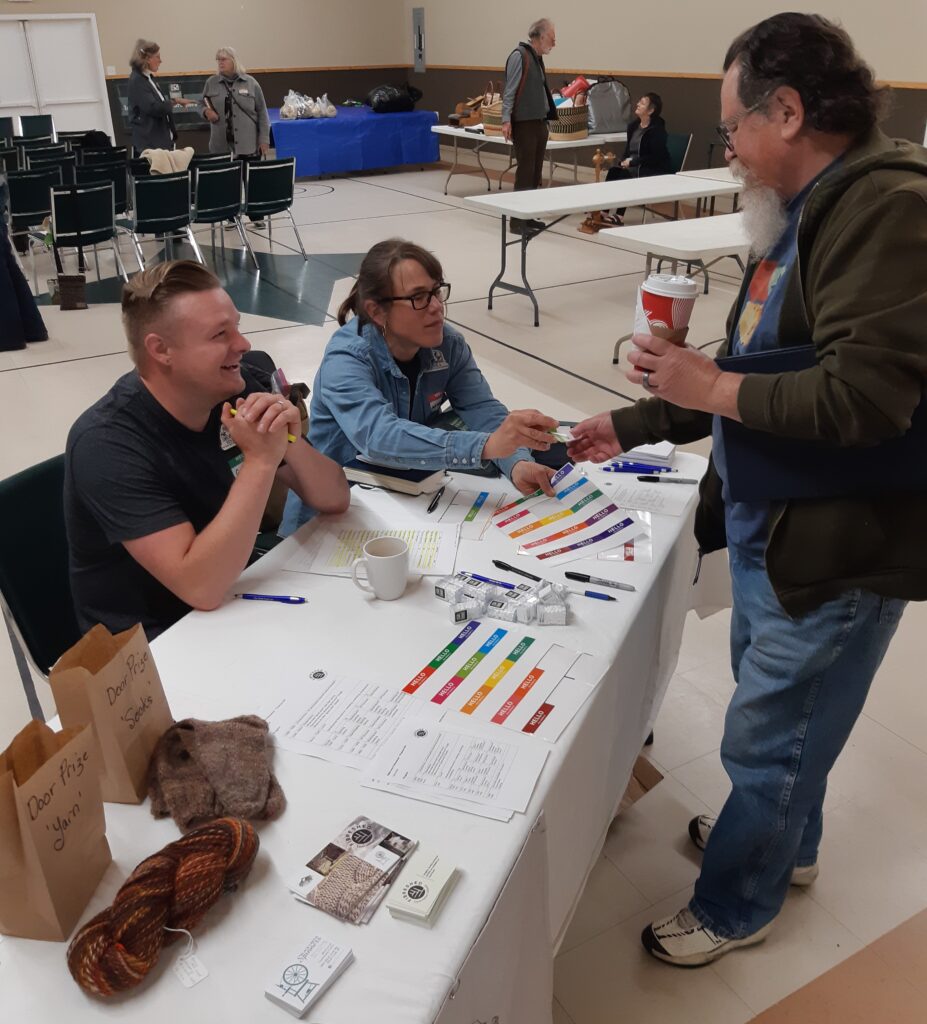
465, 175, 743, 325
7, 459, 704, 1024
431, 125, 626, 194
597, 212, 750, 293
679, 165, 741, 213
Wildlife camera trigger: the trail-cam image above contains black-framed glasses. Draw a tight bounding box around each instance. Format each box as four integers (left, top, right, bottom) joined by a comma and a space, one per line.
715, 88, 776, 153
383, 281, 451, 310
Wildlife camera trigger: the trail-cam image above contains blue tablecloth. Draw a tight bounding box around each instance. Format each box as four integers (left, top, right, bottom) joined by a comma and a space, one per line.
268, 106, 439, 177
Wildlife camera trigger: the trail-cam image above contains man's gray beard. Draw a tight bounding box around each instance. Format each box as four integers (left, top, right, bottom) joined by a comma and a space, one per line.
731, 159, 789, 258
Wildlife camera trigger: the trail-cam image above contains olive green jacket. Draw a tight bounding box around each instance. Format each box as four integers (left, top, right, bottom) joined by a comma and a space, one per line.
611, 129, 927, 615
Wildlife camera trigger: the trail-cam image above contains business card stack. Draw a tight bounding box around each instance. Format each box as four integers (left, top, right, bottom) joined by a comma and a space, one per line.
386, 848, 459, 928
289, 815, 417, 925
265, 934, 354, 1018
619, 441, 676, 466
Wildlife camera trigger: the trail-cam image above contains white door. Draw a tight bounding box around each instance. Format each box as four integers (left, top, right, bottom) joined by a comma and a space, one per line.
0, 15, 113, 138
0, 19, 39, 127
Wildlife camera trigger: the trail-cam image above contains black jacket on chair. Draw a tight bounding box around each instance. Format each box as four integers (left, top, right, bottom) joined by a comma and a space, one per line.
127, 69, 176, 153
621, 115, 671, 177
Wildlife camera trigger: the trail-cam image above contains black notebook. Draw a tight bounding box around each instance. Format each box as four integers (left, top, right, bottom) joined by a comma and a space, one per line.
343, 458, 447, 496
716, 346, 927, 501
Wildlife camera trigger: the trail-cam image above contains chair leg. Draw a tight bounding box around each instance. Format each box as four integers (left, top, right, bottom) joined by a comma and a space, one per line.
286, 208, 308, 261
92, 244, 101, 282
236, 216, 259, 269
131, 232, 145, 271
186, 226, 206, 265
3, 604, 44, 722
112, 240, 128, 282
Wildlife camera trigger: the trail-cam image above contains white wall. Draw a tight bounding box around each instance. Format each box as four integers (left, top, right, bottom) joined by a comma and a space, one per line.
403, 0, 927, 84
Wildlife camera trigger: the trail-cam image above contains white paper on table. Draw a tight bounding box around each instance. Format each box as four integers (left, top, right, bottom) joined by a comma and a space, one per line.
364, 720, 549, 813
439, 488, 511, 540
598, 479, 695, 517
283, 508, 460, 577
260, 671, 442, 770
363, 774, 514, 822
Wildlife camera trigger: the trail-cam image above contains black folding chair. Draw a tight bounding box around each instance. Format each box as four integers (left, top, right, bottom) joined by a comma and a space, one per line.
6, 167, 62, 291
19, 114, 55, 140
27, 153, 77, 185
0, 146, 17, 174
51, 182, 128, 282
0, 116, 15, 143
130, 171, 203, 267
243, 157, 308, 264
191, 162, 251, 262
77, 163, 139, 270
84, 146, 128, 165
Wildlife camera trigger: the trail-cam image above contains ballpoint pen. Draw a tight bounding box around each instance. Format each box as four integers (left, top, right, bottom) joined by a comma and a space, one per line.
569, 589, 616, 601
491, 559, 544, 583
564, 571, 637, 593
235, 593, 307, 604
636, 475, 699, 484
461, 571, 516, 589
426, 485, 446, 514
227, 406, 297, 443
602, 462, 674, 473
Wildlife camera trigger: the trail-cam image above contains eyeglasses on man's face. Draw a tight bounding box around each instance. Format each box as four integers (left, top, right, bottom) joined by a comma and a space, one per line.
716, 88, 776, 153
383, 282, 451, 310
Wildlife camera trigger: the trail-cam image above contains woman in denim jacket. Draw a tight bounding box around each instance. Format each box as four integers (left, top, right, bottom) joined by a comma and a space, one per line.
281, 238, 558, 535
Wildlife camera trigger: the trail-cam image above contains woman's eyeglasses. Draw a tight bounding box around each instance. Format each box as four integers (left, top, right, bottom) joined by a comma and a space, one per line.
383, 282, 451, 310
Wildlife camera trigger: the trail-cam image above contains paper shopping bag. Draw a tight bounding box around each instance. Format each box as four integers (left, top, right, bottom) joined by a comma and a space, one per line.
0, 720, 112, 940
50, 623, 174, 803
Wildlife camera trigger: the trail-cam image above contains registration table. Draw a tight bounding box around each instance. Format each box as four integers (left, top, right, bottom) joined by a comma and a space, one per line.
6, 459, 704, 1024
465, 174, 743, 325
432, 125, 627, 194
269, 106, 440, 177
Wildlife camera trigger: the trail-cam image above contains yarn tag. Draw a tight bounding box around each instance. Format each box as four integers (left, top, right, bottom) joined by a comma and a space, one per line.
173, 953, 209, 989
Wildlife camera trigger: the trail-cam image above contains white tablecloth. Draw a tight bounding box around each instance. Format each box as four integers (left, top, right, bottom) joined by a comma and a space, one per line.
5, 457, 704, 1024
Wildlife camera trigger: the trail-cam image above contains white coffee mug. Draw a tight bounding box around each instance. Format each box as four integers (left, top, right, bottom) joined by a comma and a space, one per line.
351, 536, 409, 600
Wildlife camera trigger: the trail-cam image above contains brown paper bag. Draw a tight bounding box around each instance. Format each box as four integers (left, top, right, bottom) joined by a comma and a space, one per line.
0, 721, 112, 940
50, 623, 174, 803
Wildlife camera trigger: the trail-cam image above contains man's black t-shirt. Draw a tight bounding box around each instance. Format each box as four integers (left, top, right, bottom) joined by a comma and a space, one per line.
65, 367, 270, 639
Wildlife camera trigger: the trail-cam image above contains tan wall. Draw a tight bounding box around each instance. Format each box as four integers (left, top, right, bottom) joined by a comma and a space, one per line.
403, 0, 927, 85
5, 0, 408, 73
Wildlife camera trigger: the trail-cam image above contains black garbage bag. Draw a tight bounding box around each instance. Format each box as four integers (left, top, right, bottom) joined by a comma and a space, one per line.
366, 83, 423, 114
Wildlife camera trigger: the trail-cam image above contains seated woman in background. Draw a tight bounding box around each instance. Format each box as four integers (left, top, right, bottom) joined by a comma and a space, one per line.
281, 238, 559, 536
603, 92, 671, 224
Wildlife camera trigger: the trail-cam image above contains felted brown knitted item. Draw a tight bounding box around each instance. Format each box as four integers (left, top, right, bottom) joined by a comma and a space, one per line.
67, 817, 258, 996
147, 716, 285, 832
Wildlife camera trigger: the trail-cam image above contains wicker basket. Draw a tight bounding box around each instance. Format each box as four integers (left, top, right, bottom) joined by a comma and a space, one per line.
550, 106, 589, 141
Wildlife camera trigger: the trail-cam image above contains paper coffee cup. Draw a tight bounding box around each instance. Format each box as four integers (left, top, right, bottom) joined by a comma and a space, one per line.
634, 274, 699, 346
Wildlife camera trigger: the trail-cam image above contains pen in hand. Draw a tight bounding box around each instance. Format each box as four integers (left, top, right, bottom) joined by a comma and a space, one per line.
227, 406, 297, 443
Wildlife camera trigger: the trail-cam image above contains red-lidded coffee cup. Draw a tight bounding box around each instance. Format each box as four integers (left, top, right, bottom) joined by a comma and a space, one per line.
634, 274, 699, 346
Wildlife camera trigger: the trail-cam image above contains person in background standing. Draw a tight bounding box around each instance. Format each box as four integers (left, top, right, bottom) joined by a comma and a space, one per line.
127, 39, 195, 154
0, 177, 48, 350
202, 48, 270, 160
501, 18, 558, 234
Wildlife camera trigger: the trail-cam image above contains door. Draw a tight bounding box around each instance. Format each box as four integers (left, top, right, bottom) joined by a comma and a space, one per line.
0, 15, 113, 138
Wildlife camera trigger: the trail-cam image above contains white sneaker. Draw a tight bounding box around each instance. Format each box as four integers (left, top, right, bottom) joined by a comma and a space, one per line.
641, 906, 773, 967
688, 815, 819, 886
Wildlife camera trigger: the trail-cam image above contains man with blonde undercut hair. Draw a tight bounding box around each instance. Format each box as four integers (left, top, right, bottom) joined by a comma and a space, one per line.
65, 261, 349, 638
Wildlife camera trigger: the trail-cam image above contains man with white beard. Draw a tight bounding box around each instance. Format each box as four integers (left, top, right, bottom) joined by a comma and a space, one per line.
569, 12, 927, 966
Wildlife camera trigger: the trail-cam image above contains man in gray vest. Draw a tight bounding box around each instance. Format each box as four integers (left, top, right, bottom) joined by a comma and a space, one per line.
501, 18, 558, 234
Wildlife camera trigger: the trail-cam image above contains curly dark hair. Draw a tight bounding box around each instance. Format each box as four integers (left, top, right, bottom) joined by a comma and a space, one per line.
723, 13, 888, 136
644, 92, 663, 118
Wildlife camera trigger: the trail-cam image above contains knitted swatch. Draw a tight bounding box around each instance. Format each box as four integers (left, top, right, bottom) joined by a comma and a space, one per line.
148, 716, 285, 832
67, 817, 258, 997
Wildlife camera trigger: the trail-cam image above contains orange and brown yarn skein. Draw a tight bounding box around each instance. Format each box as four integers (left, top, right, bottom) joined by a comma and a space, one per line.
67, 817, 258, 996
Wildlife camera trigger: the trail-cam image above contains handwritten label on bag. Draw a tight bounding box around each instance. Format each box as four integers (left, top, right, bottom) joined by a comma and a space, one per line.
24, 747, 91, 853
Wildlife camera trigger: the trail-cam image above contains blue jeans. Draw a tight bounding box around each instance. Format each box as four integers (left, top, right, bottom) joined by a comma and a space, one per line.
689, 550, 906, 938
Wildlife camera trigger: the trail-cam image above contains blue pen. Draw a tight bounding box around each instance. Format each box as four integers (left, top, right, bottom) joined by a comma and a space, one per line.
605, 461, 674, 473
462, 572, 516, 590
569, 589, 617, 601
235, 593, 307, 605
